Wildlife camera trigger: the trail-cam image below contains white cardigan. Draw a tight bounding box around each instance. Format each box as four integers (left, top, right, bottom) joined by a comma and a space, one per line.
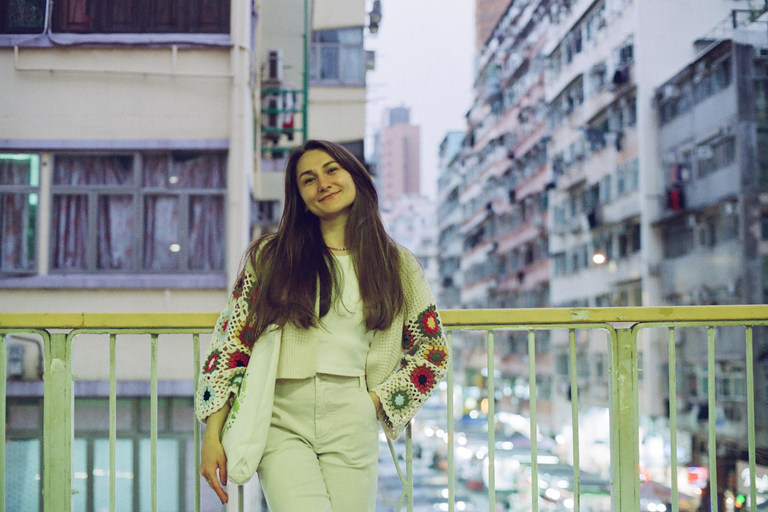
194, 246, 449, 439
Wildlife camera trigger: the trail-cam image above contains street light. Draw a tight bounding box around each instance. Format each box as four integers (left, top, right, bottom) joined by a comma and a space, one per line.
592, 252, 607, 265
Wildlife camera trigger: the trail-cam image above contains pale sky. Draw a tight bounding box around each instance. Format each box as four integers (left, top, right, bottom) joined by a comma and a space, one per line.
365, 0, 476, 200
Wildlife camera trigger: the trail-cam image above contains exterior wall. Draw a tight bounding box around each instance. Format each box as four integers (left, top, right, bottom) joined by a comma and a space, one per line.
0, 49, 231, 141
313, 0, 366, 30
307, 86, 367, 142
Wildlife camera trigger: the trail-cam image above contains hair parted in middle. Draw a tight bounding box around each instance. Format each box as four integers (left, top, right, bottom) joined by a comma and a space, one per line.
241, 140, 405, 343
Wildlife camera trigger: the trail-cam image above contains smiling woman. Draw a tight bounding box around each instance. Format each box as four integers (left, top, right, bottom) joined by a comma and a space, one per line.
195, 140, 449, 511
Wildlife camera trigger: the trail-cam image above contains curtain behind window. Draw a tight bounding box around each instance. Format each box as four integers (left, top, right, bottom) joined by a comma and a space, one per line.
52, 156, 133, 271
0, 158, 36, 271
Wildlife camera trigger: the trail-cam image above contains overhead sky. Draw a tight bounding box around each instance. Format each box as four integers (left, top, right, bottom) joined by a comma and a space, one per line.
365, 0, 476, 200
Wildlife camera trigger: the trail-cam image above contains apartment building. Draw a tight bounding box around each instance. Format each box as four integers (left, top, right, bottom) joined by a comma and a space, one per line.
653, 31, 768, 501
437, 0, 760, 481
0, 1, 256, 510
454, 0, 556, 435
544, 0, 754, 478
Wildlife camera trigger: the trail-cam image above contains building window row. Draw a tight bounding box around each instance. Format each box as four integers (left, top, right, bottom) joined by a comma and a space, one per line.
0, 152, 227, 276
661, 205, 738, 259
658, 57, 732, 125
0, 0, 231, 35
552, 157, 638, 228
552, 221, 640, 276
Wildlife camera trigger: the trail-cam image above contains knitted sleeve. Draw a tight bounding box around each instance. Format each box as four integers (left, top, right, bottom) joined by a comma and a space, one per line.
371, 252, 449, 439
194, 259, 259, 424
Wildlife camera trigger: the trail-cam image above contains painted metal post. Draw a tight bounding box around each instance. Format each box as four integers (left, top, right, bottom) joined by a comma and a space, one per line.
43, 332, 73, 512
610, 327, 639, 511
0, 334, 5, 512
528, 330, 538, 512
486, 331, 495, 512
447, 332, 455, 512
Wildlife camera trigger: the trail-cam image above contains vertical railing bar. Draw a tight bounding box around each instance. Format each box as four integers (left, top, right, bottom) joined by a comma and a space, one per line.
406, 423, 413, 512
238, 485, 244, 512
568, 329, 580, 512
0, 334, 6, 512
668, 328, 679, 512
151, 334, 159, 512
528, 330, 538, 512
109, 333, 117, 512
486, 331, 495, 512
707, 327, 718, 512
746, 326, 757, 512
447, 331, 455, 512
193, 334, 201, 512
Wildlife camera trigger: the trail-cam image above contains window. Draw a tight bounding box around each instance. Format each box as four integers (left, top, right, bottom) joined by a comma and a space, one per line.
663, 219, 694, 258
697, 137, 736, 178
50, 152, 226, 274
0, 0, 46, 33
49, 0, 230, 34
310, 27, 365, 85
0, 154, 39, 273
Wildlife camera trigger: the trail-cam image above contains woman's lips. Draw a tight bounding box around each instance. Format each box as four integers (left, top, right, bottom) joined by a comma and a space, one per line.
320, 191, 339, 202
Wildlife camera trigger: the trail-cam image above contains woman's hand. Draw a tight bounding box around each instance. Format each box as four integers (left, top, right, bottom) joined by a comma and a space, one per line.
369, 391, 381, 413
200, 405, 230, 504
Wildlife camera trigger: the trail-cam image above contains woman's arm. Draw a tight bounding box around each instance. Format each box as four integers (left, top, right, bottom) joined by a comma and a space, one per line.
200, 404, 231, 504
370, 250, 449, 438
194, 260, 258, 424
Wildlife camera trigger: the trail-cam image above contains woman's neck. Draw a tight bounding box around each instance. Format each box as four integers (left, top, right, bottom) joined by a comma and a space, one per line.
320, 217, 348, 251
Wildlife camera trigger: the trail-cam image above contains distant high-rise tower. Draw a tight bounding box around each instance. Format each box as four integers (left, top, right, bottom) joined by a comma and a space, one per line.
377, 107, 420, 206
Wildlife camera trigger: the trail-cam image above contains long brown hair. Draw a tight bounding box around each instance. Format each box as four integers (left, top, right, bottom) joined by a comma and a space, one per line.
243, 140, 404, 342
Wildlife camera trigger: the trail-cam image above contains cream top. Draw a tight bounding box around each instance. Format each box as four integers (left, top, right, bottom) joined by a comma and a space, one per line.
313, 254, 373, 376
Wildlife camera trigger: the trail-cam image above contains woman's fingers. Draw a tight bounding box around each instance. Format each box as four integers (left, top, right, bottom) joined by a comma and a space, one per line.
208, 466, 229, 504
200, 438, 229, 504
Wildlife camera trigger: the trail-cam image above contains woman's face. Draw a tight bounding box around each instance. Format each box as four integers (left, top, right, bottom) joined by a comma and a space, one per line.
296, 150, 357, 223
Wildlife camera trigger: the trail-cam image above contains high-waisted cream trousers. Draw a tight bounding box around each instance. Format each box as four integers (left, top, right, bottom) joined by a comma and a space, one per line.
258, 374, 379, 512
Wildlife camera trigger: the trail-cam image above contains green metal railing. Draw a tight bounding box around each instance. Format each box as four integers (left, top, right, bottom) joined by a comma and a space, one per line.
0, 306, 764, 511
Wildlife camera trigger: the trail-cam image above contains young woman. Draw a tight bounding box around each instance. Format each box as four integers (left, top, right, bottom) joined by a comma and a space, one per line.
195, 140, 449, 511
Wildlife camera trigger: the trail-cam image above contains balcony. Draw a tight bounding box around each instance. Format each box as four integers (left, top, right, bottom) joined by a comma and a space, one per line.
1, 305, 766, 511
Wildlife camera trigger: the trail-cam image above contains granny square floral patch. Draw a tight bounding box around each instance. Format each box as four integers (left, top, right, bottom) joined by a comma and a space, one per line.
402, 325, 416, 351
203, 351, 221, 374
410, 364, 436, 394
200, 385, 216, 407
227, 351, 250, 369
228, 373, 244, 388
425, 345, 448, 367
389, 389, 411, 411
236, 323, 256, 347
417, 306, 442, 339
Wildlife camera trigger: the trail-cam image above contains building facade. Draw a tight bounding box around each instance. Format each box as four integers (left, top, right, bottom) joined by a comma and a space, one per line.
0, 1, 256, 510
438, 0, 762, 489
653, 33, 768, 502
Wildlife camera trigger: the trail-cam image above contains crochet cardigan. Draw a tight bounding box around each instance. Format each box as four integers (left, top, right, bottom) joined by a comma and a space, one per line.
194, 245, 449, 439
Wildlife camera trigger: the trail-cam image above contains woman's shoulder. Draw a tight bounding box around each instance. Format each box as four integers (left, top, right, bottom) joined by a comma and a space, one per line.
395, 244, 424, 275
242, 234, 277, 273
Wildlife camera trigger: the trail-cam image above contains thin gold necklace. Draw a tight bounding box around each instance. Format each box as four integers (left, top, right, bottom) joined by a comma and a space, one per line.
327, 246, 348, 251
